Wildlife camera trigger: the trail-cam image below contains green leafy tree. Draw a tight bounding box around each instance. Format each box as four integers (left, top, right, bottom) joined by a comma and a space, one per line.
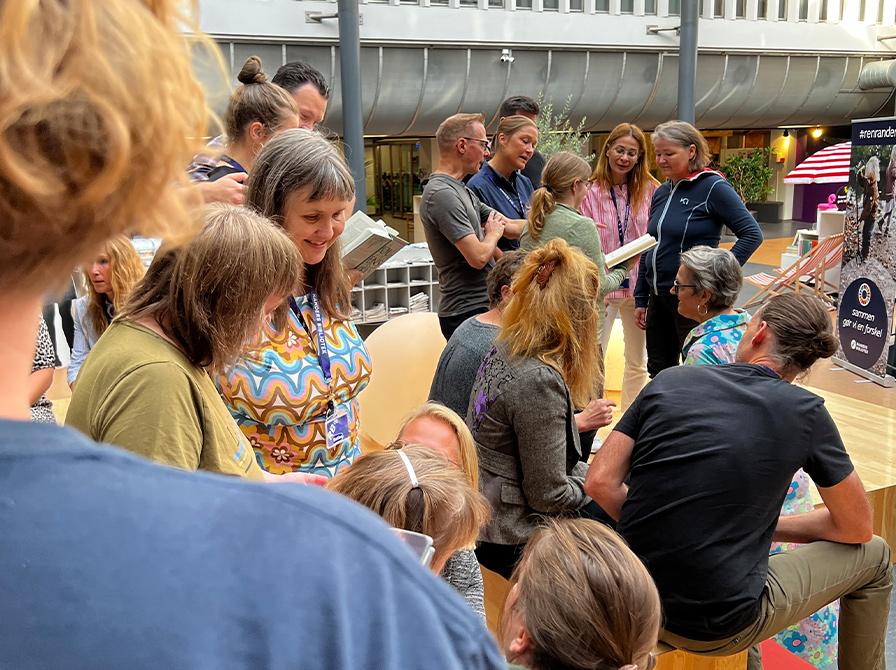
534, 93, 593, 161
720, 148, 774, 203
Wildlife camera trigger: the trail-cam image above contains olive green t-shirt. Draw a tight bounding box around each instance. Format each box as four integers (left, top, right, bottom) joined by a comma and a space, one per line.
66, 321, 264, 480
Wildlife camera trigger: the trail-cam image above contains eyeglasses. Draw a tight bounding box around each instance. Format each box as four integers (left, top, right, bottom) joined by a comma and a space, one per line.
671, 279, 698, 294
463, 137, 492, 152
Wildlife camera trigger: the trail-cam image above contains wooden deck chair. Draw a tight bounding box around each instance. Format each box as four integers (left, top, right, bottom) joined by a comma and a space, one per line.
743, 233, 844, 309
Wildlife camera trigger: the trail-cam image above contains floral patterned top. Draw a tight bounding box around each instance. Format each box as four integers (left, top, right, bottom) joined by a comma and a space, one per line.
217, 295, 372, 478
681, 310, 750, 366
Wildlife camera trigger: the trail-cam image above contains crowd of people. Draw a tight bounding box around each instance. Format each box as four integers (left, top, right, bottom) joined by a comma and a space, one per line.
2, 3, 891, 670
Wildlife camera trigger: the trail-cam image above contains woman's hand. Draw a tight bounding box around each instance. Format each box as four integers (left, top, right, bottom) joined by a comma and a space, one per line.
575, 399, 616, 432
197, 172, 247, 205
634, 307, 648, 330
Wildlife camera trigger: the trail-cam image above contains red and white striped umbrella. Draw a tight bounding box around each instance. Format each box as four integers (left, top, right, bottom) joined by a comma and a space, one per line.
783, 141, 851, 184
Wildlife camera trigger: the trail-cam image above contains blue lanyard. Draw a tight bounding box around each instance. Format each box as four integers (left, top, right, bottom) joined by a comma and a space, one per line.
220, 154, 247, 174
609, 186, 631, 246
290, 292, 333, 388
489, 168, 526, 218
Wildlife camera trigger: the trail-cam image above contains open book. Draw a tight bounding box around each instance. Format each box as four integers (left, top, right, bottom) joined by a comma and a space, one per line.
340, 211, 408, 278
604, 234, 658, 269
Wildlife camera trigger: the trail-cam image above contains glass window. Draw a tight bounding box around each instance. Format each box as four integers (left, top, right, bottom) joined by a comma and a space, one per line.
595, 0, 609, 10
516, 0, 533, 9
570, 0, 584, 11
819, 0, 827, 20
713, 0, 723, 16
736, 0, 745, 17
621, 0, 634, 12
669, 0, 681, 15
757, 0, 767, 18
543, 0, 559, 10
798, 0, 808, 19
779, 0, 786, 19
645, 0, 657, 13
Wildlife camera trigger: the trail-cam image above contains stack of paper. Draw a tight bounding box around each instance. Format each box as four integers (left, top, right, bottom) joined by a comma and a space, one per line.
364, 302, 387, 322
409, 292, 430, 313
389, 306, 409, 316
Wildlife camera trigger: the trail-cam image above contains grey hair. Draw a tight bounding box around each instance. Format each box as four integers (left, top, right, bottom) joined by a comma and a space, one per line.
679, 245, 743, 310
246, 128, 354, 222
652, 120, 710, 172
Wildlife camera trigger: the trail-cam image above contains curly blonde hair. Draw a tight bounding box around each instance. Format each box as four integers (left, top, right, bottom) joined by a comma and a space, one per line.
0, 1, 209, 292
500, 238, 603, 407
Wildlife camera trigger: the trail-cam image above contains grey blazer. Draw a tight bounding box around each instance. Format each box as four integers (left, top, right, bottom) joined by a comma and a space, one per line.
466, 343, 589, 546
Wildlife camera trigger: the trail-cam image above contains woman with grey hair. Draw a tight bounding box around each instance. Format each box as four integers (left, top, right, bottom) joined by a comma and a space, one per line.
217, 128, 373, 478
635, 120, 762, 376
673, 245, 750, 366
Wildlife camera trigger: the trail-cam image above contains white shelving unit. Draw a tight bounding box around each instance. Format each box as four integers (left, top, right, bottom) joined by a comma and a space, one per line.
351, 262, 440, 325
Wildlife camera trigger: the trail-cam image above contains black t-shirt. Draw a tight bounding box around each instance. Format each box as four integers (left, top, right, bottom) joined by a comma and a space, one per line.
520, 150, 545, 189
614, 364, 854, 641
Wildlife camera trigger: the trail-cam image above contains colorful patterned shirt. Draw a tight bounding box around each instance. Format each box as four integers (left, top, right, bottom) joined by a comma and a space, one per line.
681, 311, 750, 366
217, 295, 372, 478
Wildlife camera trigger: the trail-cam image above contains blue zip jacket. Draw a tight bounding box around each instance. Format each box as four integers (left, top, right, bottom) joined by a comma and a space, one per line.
635, 169, 763, 308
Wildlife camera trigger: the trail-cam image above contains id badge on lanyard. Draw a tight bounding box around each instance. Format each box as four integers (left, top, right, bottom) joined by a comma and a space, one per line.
610, 187, 632, 289
298, 292, 350, 450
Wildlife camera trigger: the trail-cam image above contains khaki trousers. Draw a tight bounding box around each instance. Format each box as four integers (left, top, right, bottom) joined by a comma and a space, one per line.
600, 297, 648, 411
660, 536, 892, 670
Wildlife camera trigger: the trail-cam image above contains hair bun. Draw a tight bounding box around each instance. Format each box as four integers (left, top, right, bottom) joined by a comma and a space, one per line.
237, 56, 267, 85
814, 331, 839, 359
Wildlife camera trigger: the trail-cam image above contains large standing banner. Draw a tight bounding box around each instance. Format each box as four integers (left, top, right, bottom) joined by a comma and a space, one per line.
835, 117, 896, 385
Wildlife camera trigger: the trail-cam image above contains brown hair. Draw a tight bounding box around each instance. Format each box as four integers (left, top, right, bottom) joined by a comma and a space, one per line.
494, 115, 538, 156
83, 236, 145, 339
248, 128, 354, 319
0, 0, 210, 293
652, 120, 711, 173
506, 518, 661, 670
398, 402, 480, 491
436, 113, 485, 153
225, 56, 298, 144
486, 250, 527, 308
500, 239, 602, 407
591, 123, 660, 216
527, 152, 592, 242
328, 444, 490, 571
120, 204, 302, 372
756, 293, 839, 376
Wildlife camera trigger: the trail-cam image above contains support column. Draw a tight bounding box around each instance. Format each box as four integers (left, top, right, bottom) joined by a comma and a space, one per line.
677, 0, 699, 123
337, 0, 366, 212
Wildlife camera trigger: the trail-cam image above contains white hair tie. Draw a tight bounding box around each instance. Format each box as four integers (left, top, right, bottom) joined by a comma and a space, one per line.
396, 449, 419, 488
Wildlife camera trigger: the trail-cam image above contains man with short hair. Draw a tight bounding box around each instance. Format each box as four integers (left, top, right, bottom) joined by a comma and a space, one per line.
499, 95, 545, 188
421, 112, 522, 340
585, 293, 892, 670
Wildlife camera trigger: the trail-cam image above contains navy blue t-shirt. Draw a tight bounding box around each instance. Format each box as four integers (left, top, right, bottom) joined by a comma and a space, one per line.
613, 364, 854, 641
0, 421, 505, 669
467, 163, 534, 252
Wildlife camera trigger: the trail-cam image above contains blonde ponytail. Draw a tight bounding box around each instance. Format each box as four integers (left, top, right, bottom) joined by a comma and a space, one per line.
527, 187, 556, 241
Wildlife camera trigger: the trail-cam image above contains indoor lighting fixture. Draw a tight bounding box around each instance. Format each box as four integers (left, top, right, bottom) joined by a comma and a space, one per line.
783, 129, 789, 137
810, 126, 823, 139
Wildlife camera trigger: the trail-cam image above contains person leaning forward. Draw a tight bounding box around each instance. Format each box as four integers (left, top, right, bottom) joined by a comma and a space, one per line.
585, 292, 892, 670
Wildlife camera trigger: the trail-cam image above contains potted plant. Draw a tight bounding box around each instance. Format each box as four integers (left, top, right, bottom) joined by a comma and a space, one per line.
720, 148, 780, 222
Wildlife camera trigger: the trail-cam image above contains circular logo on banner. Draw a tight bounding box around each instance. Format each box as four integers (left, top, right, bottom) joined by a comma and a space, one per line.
857, 282, 871, 307
838, 278, 889, 370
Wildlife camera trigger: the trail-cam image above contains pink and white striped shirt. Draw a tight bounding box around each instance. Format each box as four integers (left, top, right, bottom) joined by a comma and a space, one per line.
581, 181, 657, 301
